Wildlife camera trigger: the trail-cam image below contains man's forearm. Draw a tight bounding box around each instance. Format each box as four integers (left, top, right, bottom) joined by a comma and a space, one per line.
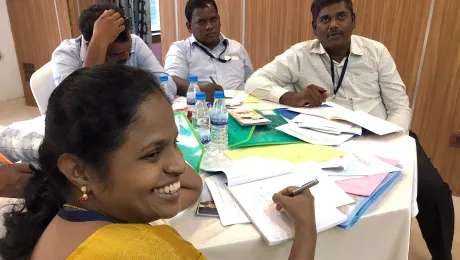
172, 76, 190, 96
387, 109, 412, 133
83, 41, 108, 67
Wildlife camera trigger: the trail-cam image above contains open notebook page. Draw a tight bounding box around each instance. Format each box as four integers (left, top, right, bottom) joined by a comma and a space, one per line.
228, 162, 350, 246
202, 157, 294, 187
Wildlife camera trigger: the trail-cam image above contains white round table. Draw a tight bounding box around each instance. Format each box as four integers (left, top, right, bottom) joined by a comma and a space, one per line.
168, 100, 418, 260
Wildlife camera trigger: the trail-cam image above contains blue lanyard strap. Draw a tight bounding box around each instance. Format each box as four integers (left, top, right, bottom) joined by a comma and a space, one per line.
58, 209, 124, 224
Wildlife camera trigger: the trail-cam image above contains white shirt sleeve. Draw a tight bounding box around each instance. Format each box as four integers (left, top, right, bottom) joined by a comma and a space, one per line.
165, 42, 189, 80
51, 44, 81, 86
241, 46, 254, 82
136, 38, 177, 96
245, 47, 301, 103
377, 46, 413, 131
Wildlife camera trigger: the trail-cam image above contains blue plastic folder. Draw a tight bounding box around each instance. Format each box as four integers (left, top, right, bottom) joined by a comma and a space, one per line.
274, 108, 299, 120
174, 112, 204, 172
339, 170, 402, 229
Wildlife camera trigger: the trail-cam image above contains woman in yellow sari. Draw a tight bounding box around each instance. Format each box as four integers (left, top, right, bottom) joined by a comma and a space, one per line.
0, 64, 316, 260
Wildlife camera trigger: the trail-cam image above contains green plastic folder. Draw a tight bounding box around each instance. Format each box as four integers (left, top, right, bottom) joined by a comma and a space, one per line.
228, 109, 301, 149
174, 112, 204, 172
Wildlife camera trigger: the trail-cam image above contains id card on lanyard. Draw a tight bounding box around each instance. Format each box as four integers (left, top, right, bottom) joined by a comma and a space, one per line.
331, 56, 349, 98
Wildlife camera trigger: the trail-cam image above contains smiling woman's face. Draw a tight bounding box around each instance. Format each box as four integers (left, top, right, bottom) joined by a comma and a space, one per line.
90, 94, 186, 223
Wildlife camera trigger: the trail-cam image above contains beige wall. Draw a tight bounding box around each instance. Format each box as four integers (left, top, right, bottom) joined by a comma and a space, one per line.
0, 0, 23, 101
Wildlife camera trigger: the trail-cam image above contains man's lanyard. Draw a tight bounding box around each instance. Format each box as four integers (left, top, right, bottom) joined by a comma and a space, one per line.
330, 56, 349, 96
193, 40, 231, 63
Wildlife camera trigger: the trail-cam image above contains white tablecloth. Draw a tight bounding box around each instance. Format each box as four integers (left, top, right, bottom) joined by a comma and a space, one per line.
168, 101, 418, 260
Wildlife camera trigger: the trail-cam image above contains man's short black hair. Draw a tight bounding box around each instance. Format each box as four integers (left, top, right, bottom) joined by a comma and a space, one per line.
185, 0, 219, 22
311, 0, 355, 25
79, 4, 130, 42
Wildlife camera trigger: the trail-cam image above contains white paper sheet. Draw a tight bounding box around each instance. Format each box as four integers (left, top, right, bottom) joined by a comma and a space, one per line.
225, 92, 249, 107
277, 123, 355, 146
224, 90, 236, 98
317, 157, 345, 170
290, 102, 403, 135
326, 152, 401, 176
201, 157, 294, 187
205, 174, 250, 226
292, 114, 355, 133
228, 162, 349, 245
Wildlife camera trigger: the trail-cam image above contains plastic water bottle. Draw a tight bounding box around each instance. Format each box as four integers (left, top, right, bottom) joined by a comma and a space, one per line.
193, 92, 211, 149
159, 75, 174, 102
210, 91, 228, 151
186, 75, 201, 113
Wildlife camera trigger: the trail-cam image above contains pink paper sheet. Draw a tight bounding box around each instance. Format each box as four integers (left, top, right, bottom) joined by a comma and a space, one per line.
335, 156, 399, 196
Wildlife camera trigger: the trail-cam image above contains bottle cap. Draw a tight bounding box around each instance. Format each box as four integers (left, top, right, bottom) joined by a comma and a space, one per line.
189, 75, 198, 83
196, 92, 206, 100
214, 91, 225, 99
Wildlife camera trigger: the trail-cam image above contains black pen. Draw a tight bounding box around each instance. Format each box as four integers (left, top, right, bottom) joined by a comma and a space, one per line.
209, 76, 217, 84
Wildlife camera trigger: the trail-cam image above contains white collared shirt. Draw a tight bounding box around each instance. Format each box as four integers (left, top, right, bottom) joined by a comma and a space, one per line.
245, 35, 412, 131
51, 34, 177, 99
165, 34, 254, 90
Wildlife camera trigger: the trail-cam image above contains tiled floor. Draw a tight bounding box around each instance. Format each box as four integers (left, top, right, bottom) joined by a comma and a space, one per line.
0, 98, 40, 126
0, 97, 458, 259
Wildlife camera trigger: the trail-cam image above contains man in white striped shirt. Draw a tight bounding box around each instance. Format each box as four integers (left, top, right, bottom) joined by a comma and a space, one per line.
246, 0, 454, 259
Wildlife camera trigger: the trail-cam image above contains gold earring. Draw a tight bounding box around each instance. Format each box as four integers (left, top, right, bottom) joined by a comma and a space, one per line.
80, 186, 89, 202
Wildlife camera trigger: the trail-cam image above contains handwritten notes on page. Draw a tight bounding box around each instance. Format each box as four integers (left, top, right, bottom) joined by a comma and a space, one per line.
227, 162, 350, 245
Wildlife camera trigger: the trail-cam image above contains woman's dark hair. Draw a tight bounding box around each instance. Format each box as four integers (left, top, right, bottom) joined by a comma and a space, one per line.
311, 0, 355, 24
185, 0, 219, 22
0, 64, 167, 260
79, 4, 130, 42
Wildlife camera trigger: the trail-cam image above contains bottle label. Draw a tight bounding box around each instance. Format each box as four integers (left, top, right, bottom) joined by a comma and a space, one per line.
211, 114, 228, 126
187, 97, 197, 106
187, 92, 197, 106
196, 129, 211, 144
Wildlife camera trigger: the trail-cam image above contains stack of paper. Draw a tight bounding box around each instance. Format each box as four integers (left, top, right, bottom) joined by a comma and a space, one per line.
225, 91, 259, 107
292, 114, 362, 135
275, 107, 356, 146
321, 152, 400, 195
277, 123, 355, 146
275, 102, 403, 146
318, 152, 403, 229
204, 158, 355, 245
289, 102, 403, 136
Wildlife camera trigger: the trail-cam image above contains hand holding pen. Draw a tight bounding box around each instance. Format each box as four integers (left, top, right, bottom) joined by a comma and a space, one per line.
272, 179, 318, 227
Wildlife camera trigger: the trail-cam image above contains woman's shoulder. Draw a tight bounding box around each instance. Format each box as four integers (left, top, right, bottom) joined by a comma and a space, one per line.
68, 224, 206, 260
